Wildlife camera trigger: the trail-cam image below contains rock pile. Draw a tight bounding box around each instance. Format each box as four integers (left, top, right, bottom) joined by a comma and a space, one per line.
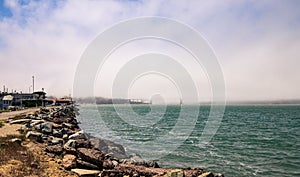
7, 105, 224, 177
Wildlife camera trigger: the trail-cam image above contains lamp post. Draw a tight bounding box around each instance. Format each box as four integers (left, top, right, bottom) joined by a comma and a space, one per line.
32, 76, 35, 93
20, 91, 23, 109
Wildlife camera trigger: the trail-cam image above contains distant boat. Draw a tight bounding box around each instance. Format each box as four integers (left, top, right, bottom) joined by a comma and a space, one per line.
129, 99, 151, 105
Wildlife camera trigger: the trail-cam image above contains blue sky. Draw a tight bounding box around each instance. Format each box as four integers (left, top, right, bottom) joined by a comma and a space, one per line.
0, 0, 12, 19
0, 0, 299, 101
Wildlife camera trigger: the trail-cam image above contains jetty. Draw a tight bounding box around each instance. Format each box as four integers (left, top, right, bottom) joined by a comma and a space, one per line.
0, 105, 224, 177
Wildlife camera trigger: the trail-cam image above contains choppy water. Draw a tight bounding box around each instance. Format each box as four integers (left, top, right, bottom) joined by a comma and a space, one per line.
77, 104, 300, 177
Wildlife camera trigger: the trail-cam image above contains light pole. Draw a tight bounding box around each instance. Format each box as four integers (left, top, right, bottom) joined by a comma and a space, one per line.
29, 85, 32, 93
20, 91, 23, 109
32, 76, 35, 93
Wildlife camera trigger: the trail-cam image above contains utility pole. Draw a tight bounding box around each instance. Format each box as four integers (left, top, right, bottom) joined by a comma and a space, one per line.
20, 91, 23, 108
32, 76, 35, 93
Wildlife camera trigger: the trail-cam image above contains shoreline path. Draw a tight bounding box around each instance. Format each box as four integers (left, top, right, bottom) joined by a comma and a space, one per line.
0, 108, 39, 137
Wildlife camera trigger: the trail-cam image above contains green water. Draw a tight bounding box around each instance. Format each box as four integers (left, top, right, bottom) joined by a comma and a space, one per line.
77, 104, 300, 176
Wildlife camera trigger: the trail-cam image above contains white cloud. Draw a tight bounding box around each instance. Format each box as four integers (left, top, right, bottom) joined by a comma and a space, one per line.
0, 0, 299, 101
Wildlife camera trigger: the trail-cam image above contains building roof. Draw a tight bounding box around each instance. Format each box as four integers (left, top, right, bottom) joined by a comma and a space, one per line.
3, 95, 14, 101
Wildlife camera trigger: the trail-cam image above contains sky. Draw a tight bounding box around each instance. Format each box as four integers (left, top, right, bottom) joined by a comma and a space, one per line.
0, 0, 300, 102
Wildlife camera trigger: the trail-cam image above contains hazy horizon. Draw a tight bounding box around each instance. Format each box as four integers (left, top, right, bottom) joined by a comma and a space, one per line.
1, 0, 300, 102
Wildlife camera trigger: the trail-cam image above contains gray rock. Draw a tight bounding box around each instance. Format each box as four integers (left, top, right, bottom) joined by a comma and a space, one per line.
41, 122, 53, 134
10, 138, 22, 145
148, 161, 159, 168
10, 119, 31, 124
69, 130, 87, 140
199, 172, 214, 177
30, 120, 44, 126
34, 123, 42, 131
25, 114, 37, 119
64, 139, 77, 153
19, 123, 32, 132
76, 159, 99, 170
89, 136, 128, 159
24, 122, 32, 128
166, 169, 184, 177
52, 129, 63, 138
63, 122, 76, 129
64, 139, 76, 148
129, 153, 144, 163
77, 148, 105, 167
62, 134, 68, 140
75, 139, 92, 148
51, 137, 64, 145
111, 160, 119, 167
26, 131, 43, 142
71, 169, 100, 177
61, 128, 69, 135
41, 134, 49, 140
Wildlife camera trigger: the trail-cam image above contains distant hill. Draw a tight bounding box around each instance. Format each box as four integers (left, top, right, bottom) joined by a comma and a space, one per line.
223, 99, 300, 105
74, 97, 149, 104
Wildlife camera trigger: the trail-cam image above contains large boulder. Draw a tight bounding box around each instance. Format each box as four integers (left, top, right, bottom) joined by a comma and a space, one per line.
77, 148, 105, 167
76, 159, 99, 170
88, 136, 128, 159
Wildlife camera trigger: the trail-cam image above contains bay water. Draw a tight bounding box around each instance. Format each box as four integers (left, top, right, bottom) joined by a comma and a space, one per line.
77, 104, 300, 177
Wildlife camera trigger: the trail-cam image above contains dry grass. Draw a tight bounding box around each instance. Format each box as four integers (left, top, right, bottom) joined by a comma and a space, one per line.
0, 135, 44, 177
0, 110, 10, 113
0, 135, 77, 177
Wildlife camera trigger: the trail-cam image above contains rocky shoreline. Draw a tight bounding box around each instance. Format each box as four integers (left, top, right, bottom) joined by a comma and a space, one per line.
2, 105, 224, 177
